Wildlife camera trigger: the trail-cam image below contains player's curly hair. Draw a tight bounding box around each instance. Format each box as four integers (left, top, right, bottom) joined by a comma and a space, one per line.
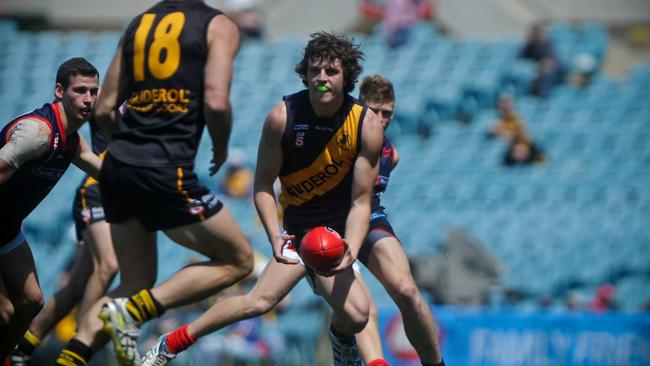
295, 32, 364, 94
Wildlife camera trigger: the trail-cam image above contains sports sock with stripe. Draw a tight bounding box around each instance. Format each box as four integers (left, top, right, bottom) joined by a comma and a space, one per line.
125, 289, 164, 325
16, 330, 41, 355
54, 339, 92, 366
164, 324, 196, 354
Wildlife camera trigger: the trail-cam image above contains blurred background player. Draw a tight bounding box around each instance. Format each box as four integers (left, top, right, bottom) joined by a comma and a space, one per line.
8, 120, 117, 366
352, 75, 444, 366
139, 31, 383, 366
52, 2, 254, 366
0, 57, 102, 364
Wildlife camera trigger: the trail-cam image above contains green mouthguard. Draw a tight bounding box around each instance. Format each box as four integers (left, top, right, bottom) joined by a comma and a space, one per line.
317, 85, 331, 93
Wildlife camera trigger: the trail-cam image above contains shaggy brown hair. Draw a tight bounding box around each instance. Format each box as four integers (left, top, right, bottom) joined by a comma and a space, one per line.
295, 32, 364, 94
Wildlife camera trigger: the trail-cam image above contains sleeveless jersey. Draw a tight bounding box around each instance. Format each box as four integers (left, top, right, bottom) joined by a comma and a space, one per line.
372, 138, 396, 211
108, 0, 223, 167
279, 90, 367, 227
0, 102, 80, 223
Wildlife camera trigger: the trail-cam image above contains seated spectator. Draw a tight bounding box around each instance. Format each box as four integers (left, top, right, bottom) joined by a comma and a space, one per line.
488, 93, 525, 142
520, 22, 563, 97
589, 284, 618, 313
568, 52, 597, 88
502, 129, 546, 166
219, 148, 253, 198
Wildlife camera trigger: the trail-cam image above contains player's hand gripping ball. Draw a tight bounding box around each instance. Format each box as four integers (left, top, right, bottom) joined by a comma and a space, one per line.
299, 226, 346, 271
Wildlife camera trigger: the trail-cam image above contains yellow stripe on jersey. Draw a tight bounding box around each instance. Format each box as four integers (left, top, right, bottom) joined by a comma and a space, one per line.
279, 104, 363, 207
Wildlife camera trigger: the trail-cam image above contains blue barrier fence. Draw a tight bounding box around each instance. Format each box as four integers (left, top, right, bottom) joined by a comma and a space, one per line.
377, 306, 650, 366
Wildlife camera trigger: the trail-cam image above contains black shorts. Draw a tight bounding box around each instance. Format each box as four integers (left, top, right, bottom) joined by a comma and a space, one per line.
100, 153, 223, 232
357, 210, 399, 265
72, 178, 105, 241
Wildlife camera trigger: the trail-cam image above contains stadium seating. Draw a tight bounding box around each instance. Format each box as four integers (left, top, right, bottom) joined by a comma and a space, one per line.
1, 18, 648, 363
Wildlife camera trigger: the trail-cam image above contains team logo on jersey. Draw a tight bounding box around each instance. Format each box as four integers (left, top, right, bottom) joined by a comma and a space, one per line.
336, 131, 351, 150
295, 132, 305, 148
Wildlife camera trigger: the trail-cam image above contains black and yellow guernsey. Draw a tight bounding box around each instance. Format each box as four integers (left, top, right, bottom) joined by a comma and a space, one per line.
279, 90, 367, 229
108, 0, 222, 167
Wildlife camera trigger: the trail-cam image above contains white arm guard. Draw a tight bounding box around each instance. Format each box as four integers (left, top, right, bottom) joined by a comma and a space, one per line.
0, 119, 51, 168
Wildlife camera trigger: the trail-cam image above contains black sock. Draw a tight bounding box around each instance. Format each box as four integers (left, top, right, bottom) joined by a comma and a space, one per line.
55, 339, 92, 365
16, 330, 41, 355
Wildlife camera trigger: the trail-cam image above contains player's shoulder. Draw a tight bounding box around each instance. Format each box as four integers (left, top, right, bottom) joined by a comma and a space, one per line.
264, 101, 288, 134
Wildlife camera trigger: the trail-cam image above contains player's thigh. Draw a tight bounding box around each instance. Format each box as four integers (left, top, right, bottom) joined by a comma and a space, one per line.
164, 205, 252, 265
364, 236, 415, 291
84, 220, 117, 271
109, 217, 158, 288
0, 243, 42, 304
314, 267, 369, 316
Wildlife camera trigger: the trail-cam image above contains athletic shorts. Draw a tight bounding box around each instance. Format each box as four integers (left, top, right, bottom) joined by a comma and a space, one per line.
72, 178, 105, 241
357, 210, 399, 265
100, 153, 223, 232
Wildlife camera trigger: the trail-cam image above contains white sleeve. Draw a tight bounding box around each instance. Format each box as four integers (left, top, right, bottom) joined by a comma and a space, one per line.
0, 119, 51, 168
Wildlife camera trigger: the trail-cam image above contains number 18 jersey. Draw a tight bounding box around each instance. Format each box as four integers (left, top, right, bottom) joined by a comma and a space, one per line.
109, 0, 222, 167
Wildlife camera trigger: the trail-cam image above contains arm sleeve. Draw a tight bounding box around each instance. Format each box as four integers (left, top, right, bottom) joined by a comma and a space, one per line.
0, 119, 51, 168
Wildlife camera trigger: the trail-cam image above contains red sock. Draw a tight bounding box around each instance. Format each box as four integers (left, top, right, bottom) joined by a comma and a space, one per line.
367, 359, 390, 366
164, 324, 196, 354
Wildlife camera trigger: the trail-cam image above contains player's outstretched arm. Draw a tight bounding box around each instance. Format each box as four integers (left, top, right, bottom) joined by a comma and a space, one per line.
72, 136, 102, 180
94, 38, 127, 139
254, 102, 298, 264
204, 14, 240, 176
327, 109, 383, 275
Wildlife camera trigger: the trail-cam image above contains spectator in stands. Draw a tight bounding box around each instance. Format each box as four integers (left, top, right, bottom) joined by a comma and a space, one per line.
219, 148, 253, 199
568, 52, 597, 88
564, 290, 584, 310
588, 284, 618, 313
520, 22, 563, 97
502, 129, 546, 166
487, 93, 525, 142
383, 0, 433, 48
225, 0, 264, 40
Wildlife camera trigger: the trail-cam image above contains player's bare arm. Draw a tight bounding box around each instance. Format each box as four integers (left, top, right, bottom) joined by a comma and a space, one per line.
323, 109, 383, 276
0, 119, 51, 185
94, 39, 127, 139
72, 136, 102, 180
254, 101, 298, 264
205, 14, 240, 176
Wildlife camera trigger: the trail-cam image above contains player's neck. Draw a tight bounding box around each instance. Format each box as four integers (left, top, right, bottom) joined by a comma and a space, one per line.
311, 96, 344, 119
54, 101, 78, 136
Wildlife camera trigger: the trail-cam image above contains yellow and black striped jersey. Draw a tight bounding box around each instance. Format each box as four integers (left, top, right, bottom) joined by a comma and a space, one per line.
279, 90, 368, 228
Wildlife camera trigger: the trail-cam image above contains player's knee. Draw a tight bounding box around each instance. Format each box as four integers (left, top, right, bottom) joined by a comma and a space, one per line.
19, 290, 45, 316
0, 300, 15, 325
247, 294, 277, 317
390, 279, 420, 307
347, 312, 369, 334
97, 257, 119, 281
234, 249, 254, 280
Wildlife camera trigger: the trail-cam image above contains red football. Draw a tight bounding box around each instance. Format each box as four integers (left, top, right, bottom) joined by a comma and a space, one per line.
299, 226, 346, 271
